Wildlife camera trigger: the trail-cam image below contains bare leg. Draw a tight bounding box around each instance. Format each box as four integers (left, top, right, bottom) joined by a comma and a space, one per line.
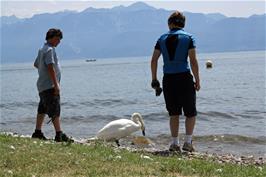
170, 115, 179, 137
52, 117, 73, 142
185, 116, 196, 135
35, 113, 45, 130
52, 116, 62, 132
32, 113, 47, 140
183, 116, 196, 151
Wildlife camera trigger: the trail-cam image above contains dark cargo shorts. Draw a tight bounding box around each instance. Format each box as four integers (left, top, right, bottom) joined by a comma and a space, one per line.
163, 72, 197, 117
37, 88, 60, 119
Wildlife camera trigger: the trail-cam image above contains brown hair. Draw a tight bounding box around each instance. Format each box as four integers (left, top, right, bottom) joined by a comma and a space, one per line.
45, 28, 63, 40
168, 11, 185, 28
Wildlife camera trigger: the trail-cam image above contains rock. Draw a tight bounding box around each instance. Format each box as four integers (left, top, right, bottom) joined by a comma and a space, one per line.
132, 136, 153, 145
141, 154, 153, 160
115, 155, 121, 159
216, 169, 222, 172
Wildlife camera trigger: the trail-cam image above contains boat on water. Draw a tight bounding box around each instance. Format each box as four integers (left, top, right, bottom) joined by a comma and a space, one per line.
85, 59, 96, 62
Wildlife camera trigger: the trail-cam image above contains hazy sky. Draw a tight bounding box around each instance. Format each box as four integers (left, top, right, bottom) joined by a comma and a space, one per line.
1, 0, 265, 18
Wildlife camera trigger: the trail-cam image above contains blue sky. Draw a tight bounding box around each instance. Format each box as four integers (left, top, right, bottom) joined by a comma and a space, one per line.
1, 0, 265, 18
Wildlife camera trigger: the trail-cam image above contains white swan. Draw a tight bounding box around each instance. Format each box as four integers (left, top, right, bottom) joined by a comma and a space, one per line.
96, 112, 145, 146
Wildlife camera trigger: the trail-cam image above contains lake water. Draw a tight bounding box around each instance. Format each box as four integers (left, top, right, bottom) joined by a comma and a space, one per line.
1, 50, 265, 156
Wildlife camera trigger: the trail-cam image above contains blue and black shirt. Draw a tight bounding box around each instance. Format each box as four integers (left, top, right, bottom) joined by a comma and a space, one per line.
155, 28, 196, 74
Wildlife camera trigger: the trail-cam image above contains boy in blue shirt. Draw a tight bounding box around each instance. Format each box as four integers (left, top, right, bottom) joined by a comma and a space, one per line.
151, 11, 200, 152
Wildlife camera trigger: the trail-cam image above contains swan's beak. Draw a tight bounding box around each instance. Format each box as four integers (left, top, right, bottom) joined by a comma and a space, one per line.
142, 129, 146, 136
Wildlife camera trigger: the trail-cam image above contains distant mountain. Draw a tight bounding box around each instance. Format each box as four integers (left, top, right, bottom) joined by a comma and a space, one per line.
122, 1, 156, 11
0, 15, 25, 25
1, 2, 265, 63
205, 13, 227, 21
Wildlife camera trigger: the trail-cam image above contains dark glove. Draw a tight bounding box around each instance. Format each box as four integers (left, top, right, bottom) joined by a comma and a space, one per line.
151, 80, 163, 96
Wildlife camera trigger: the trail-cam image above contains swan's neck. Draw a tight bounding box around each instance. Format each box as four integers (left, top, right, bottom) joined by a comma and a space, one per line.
132, 116, 144, 130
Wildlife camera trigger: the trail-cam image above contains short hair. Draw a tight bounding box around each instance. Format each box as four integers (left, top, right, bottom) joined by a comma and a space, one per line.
45, 28, 63, 40
168, 11, 186, 28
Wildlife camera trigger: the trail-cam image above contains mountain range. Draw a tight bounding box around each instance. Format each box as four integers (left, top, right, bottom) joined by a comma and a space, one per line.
1, 2, 265, 63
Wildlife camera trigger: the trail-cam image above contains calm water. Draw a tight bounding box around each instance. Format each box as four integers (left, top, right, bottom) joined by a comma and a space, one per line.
0, 50, 265, 155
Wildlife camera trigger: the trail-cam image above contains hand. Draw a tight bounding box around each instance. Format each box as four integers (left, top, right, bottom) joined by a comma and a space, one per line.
151, 80, 162, 96
155, 87, 163, 96
54, 83, 60, 95
151, 79, 160, 89
194, 80, 200, 91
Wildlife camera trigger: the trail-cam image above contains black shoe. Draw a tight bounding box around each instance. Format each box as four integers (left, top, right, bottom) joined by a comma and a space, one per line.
32, 131, 47, 140
182, 142, 195, 152
169, 144, 181, 153
55, 132, 74, 143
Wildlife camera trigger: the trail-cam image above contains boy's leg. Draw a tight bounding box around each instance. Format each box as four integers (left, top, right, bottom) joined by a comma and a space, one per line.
46, 90, 72, 142
35, 113, 45, 130
169, 115, 181, 152
32, 113, 47, 140
185, 116, 196, 137
170, 115, 179, 138
32, 92, 48, 140
45, 90, 63, 138
182, 74, 197, 151
52, 116, 73, 142
163, 76, 181, 151
182, 116, 196, 152
52, 116, 61, 132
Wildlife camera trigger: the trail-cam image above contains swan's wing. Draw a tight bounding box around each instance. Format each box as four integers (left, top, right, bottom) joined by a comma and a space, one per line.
96, 119, 140, 140
98, 119, 131, 132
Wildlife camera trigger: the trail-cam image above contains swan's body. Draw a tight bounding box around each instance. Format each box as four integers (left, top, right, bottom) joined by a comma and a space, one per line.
96, 113, 145, 145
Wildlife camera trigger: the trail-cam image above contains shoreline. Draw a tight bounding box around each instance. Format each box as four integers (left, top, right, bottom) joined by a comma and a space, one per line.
1, 133, 265, 177
1, 132, 265, 166
1, 130, 265, 157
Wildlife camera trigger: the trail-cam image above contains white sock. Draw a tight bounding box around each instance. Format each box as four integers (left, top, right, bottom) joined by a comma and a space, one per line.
172, 137, 179, 145
185, 135, 192, 144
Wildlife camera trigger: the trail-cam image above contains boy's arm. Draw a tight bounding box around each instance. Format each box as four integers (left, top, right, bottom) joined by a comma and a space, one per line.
150, 49, 161, 81
188, 48, 200, 91
47, 64, 60, 95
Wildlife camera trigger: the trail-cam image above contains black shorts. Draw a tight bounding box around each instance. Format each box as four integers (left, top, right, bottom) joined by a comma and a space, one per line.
163, 72, 197, 117
37, 88, 60, 119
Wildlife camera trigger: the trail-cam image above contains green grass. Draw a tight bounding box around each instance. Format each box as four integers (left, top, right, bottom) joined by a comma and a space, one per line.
0, 134, 265, 177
